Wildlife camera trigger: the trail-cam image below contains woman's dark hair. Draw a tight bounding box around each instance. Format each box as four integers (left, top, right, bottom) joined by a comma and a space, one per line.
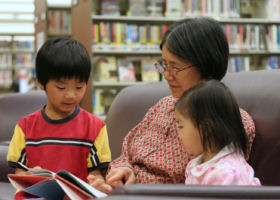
36, 37, 91, 88
160, 17, 229, 81
175, 80, 248, 156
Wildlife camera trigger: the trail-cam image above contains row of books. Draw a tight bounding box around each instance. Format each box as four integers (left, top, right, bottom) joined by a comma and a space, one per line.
0, 54, 12, 67
48, 10, 72, 35
14, 41, 34, 51
0, 54, 34, 68
93, 56, 161, 82
0, 69, 12, 87
222, 24, 265, 51
91, 23, 280, 51
0, 40, 9, 50
100, 0, 164, 17
228, 56, 250, 72
228, 56, 280, 73
93, 89, 117, 116
14, 54, 35, 68
92, 55, 280, 83
99, 0, 241, 18
266, 0, 280, 19
184, 0, 240, 18
92, 22, 168, 50
0, 40, 34, 51
266, 56, 280, 69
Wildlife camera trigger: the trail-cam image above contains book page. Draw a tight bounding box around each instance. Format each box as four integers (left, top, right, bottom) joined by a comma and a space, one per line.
17, 162, 55, 177
56, 170, 107, 198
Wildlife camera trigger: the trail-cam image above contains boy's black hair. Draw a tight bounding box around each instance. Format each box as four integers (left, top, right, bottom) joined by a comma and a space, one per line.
175, 80, 248, 156
160, 17, 229, 81
36, 37, 91, 88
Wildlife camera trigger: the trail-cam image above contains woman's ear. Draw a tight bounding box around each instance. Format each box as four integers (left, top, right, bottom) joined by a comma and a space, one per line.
36, 79, 44, 90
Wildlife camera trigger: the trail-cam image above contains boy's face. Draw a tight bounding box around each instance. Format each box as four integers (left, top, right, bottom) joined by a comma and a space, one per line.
38, 77, 87, 119
175, 109, 203, 156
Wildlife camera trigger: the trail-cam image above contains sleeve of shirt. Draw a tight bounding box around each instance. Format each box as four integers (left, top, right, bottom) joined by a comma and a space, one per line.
108, 98, 160, 174
7, 124, 28, 169
87, 125, 111, 171
239, 108, 256, 159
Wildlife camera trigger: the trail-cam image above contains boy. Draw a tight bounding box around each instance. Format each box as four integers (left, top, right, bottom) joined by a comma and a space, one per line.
7, 37, 112, 199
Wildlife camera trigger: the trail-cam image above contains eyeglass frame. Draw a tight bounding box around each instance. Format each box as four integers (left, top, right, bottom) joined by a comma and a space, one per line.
154, 58, 194, 76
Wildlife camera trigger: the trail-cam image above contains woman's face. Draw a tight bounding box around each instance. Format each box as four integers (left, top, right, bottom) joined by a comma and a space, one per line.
162, 45, 201, 98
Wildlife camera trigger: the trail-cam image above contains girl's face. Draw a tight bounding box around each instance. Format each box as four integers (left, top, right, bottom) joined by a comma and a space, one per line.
162, 45, 202, 98
175, 109, 203, 156
37, 77, 87, 120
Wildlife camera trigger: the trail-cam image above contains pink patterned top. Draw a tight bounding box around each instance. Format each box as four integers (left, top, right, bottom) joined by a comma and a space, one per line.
185, 145, 261, 185
108, 95, 256, 184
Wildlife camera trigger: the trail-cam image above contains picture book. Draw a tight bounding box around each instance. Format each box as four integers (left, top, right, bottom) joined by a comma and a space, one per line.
118, 58, 136, 82
101, 0, 120, 16
8, 164, 107, 200
95, 56, 118, 82
128, 0, 147, 16
141, 57, 160, 82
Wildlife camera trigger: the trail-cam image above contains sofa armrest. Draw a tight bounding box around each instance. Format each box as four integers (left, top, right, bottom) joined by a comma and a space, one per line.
110, 184, 280, 199
0, 144, 14, 182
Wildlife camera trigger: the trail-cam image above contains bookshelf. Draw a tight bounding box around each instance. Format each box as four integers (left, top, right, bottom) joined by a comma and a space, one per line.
0, 33, 35, 95
72, 0, 280, 117
34, 0, 72, 51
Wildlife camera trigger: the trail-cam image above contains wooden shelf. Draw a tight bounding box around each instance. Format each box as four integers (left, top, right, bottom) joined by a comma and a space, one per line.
92, 15, 280, 24
92, 15, 181, 23
0, 33, 34, 36
93, 81, 146, 88
93, 49, 161, 56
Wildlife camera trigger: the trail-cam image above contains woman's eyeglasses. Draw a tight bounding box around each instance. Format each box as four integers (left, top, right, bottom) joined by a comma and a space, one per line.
154, 58, 193, 76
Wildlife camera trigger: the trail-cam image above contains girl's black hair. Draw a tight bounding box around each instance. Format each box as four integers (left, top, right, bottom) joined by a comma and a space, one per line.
175, 80, 248, 156
36, 37, 91, 88
160, 17, 229, 81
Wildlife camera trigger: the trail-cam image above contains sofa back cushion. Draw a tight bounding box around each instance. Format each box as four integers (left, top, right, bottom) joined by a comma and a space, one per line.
0, 91, 47, 143
223, 70, 280, 185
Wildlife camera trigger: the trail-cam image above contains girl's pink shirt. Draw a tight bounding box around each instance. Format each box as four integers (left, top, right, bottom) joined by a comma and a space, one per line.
185, 145, 261, 185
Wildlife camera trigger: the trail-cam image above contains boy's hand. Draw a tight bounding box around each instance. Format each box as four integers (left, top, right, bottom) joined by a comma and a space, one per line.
106, 167, 135, 188
87, 170, 112, 194
15, 166, 42, 175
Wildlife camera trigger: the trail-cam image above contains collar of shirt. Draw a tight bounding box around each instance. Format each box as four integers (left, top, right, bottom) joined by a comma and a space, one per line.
189, 144, 236, 177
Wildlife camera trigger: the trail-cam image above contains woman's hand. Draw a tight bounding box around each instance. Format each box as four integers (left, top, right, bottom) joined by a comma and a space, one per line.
106, 167, 136, 188
87, 170, 112, 194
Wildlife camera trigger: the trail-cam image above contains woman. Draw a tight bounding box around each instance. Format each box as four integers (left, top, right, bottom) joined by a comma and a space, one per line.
88, 17, 256, 192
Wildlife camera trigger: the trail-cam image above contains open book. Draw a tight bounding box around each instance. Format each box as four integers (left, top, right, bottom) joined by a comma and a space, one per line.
8, 164, 107, 200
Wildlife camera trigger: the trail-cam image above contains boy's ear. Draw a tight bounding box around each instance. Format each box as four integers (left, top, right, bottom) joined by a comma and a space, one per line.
36, 79, 44, 90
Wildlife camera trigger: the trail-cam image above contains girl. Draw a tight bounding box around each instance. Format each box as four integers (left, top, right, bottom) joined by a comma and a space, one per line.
174, 80, 260, 185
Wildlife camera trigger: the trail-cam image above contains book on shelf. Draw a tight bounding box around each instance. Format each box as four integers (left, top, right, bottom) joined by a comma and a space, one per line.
165, 0, 182, 17
141, 57, 160, 82
95, 56, 118, 82
146, 0, 164, 17
48, 10, 72, 35
228, 56, 250, 73
8, 165, 107, 200
184, 0, 240, 18
127, 0, 147, 16
118, 58, 136, 82
101, 0, 120, 16
93, 89, 105, 116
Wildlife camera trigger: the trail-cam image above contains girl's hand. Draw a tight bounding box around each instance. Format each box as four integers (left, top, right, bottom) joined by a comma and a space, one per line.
106, 167, 136, 188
